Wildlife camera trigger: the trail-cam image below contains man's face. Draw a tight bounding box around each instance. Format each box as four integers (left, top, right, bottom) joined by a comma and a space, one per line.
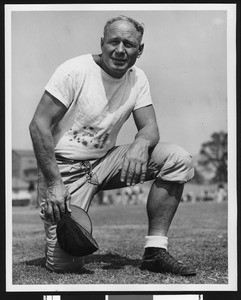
100, 20, 144, 78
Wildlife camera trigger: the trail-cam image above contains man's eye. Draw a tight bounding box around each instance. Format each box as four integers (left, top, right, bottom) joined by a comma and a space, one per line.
124, 42, 134, 48
110, 40, 119, 45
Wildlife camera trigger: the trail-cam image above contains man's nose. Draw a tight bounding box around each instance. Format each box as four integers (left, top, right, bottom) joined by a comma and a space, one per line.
115, 42, 125, 54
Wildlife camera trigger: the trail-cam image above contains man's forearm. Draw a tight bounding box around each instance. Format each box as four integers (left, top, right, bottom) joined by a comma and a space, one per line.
29, 120, 62, 186
134, 124, 160, 149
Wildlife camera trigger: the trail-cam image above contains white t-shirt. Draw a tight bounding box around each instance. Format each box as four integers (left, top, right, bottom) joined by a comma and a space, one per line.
45, 54, 153, 160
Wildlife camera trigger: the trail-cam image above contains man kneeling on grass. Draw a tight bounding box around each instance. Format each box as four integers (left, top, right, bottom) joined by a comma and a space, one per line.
29, 15, 196, 276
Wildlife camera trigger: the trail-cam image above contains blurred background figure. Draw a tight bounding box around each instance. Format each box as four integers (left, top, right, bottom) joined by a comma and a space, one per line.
216, 184, 227, 203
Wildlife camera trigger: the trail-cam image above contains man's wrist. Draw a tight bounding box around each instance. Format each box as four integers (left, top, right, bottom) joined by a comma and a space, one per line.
46, 177, 64, 188
134, 136, 152, 148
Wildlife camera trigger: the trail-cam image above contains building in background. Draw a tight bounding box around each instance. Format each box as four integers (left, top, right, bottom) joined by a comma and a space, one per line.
12, 149, 38, 182
12, 149, 38, 206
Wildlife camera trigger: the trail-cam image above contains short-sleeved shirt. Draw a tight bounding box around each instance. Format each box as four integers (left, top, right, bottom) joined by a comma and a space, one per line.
45, 54, 153, 160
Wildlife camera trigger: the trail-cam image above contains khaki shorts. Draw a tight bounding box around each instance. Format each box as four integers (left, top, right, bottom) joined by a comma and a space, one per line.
38, 142, 194, 272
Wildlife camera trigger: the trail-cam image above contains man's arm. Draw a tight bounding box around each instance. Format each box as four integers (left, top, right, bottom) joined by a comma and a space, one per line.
29, 91, 71, 224
120, 105, 160, 186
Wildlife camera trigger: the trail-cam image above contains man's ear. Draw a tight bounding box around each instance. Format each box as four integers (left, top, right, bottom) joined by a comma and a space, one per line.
100, 37, 104, 49
138, 43, 144, 57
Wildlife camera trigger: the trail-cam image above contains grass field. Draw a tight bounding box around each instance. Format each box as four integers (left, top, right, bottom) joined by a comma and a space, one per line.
12, 201, 228, 286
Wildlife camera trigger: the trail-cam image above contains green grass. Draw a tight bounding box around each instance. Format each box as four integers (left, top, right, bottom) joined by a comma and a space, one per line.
12, 201, 228, 285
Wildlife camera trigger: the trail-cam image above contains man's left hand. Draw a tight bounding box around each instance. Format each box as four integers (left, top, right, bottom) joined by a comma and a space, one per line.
120, 138, 149, 186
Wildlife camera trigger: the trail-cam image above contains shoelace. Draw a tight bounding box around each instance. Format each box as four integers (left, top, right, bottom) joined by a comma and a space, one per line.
156, 251, 189, 273
145, 249, 187, 272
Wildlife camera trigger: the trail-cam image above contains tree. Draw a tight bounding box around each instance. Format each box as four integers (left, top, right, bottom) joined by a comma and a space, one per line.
198, 131, 227, 183
192, 167, 205, 184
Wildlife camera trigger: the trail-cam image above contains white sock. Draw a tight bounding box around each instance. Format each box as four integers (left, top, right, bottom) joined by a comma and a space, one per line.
144, 235, 168, 250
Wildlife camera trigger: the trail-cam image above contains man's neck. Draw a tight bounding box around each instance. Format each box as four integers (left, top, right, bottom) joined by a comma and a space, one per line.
92, 54, 101, 66
92, 54, 126, 79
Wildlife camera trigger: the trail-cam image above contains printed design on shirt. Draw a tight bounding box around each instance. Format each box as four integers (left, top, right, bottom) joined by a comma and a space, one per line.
68, 126, 110, 149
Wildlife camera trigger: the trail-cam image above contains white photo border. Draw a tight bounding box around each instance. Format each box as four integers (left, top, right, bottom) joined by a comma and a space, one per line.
5, 3, 237, 292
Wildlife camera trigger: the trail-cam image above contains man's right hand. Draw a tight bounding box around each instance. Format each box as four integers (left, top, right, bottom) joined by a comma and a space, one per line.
45, 181, 72, 225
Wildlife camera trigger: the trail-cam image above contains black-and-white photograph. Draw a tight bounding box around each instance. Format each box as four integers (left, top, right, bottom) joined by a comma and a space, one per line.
5, 3, 237, 293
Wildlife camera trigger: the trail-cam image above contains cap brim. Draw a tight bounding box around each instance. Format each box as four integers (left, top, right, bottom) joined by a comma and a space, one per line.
70, 204, 92, 234
57, 205, 99, 257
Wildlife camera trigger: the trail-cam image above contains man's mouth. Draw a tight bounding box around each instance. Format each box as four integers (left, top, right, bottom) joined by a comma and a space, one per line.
112, 57, 127, 65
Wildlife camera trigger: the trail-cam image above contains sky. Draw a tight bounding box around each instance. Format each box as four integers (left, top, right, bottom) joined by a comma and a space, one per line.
8, 4, 233, 156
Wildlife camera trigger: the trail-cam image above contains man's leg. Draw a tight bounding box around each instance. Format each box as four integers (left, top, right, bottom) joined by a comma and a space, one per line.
141, 182, 196, 275
140, 143, 196, 276
100, 142, 196, 275
146, 181, 183, 237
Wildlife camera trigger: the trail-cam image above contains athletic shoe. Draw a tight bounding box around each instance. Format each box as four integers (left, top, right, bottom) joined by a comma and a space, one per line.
140, 247, 196, 276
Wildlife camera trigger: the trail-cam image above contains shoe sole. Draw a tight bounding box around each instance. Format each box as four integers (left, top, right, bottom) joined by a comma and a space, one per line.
141, 261, 197, 276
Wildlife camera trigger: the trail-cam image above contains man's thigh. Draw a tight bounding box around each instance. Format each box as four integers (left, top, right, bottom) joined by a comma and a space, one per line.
99, 142, 174, 190
100, 141, 193, 190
